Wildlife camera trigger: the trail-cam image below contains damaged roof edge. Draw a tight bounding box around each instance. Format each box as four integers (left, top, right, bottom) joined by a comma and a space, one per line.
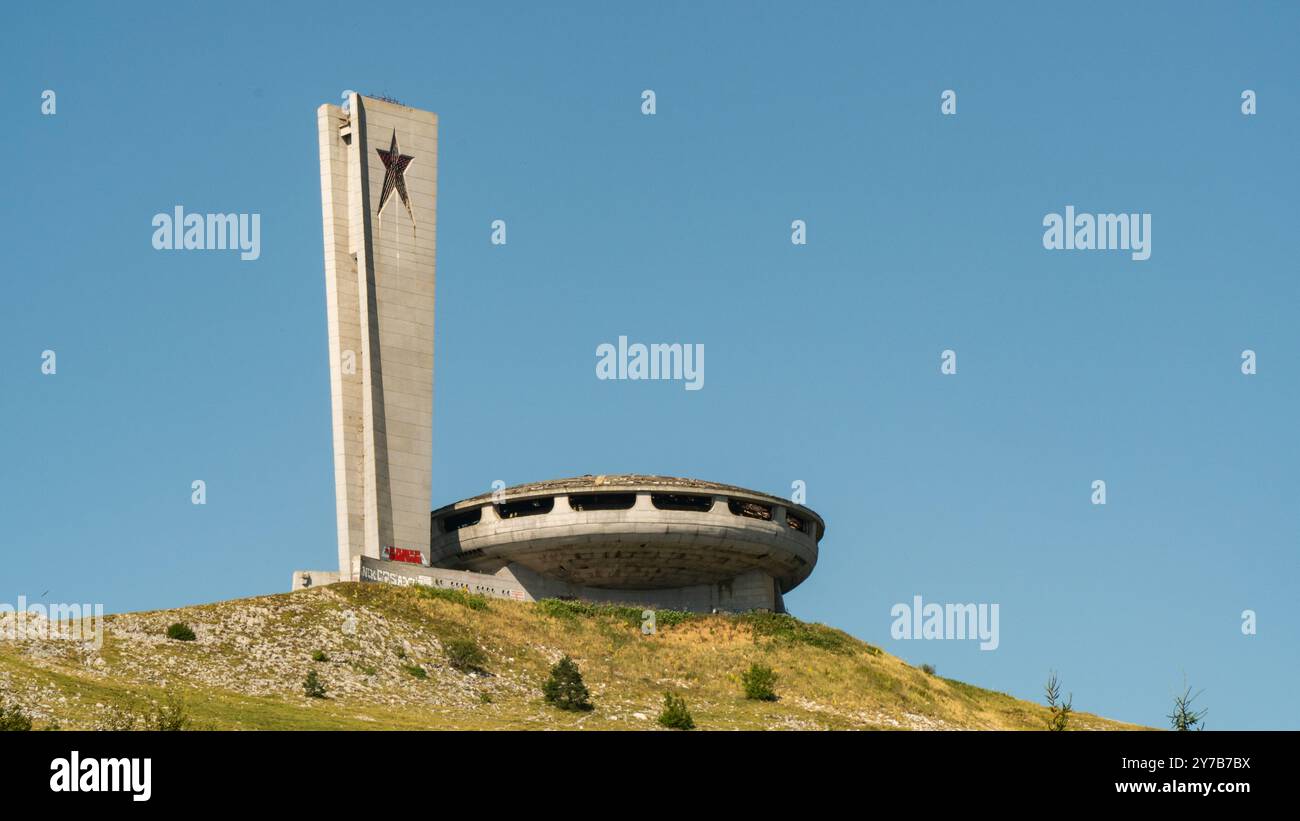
430, 474, 825, 535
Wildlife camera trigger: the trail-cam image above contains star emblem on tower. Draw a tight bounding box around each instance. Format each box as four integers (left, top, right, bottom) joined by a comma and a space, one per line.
375, 130, 415, 222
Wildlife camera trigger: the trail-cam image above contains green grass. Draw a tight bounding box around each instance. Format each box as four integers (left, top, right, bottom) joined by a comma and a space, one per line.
739, 611, 859, 655
412, 586, 490, 611
535, 598, 699, 631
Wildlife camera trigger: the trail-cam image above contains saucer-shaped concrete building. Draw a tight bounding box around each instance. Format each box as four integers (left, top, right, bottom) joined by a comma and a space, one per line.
424, 475, 823, 612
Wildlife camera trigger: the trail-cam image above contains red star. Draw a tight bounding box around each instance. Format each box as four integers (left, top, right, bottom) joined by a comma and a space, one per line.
376, 130, 414, 221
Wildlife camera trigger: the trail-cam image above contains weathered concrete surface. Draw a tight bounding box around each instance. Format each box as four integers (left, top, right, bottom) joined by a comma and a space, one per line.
429, 476, 822, 594
318, 93, 437, 580
355, 556, 781, 613
290, 570, 343, 591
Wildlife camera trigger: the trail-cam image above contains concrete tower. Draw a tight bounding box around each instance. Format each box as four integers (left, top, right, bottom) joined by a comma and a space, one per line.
309, 93, 438, 584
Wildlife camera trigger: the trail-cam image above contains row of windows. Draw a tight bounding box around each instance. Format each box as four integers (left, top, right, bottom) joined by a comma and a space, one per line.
436, 492, 808, 534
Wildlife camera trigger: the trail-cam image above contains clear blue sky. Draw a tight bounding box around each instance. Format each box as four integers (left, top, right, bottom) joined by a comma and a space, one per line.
3, 1, 1296, 729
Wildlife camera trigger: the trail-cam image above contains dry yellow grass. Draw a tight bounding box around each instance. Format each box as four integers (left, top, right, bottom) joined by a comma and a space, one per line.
0, 583, 1143, 730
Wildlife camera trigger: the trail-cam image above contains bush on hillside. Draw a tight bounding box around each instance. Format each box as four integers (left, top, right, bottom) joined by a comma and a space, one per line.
741, 662, 778, 701
542, 655, 592, 712
165, 622, 196, 642
657, 692, 694, 730
445, 638, 487, 673
0, 703, 32, 731
303, 670, 327, 699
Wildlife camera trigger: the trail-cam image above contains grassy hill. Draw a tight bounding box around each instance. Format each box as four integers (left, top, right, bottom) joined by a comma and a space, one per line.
0, 583, 1140, 730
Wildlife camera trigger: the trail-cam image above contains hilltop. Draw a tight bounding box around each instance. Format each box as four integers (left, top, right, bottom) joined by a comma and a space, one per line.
0, 583, 1139, 730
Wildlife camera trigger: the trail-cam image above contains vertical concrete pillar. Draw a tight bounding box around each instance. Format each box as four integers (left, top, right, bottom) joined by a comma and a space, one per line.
319, 94, 438, 580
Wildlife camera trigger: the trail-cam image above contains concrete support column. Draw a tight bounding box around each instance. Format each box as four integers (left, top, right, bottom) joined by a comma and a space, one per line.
709, 494, 730, 517
773, 504, 788, 529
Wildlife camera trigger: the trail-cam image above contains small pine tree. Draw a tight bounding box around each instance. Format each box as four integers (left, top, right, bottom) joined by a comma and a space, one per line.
1169, 677, 1207, 731
1044, 670, 1072, 731
920, 663, 937, 676
0, 703, 32, 731
658, 692, 695, 730
741, 662, 778, 701
542, 655, 592, 711
311, 649, 329, 662
304, 670, 327, 699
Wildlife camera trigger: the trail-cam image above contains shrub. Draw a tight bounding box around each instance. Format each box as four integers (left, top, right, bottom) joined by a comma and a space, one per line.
741, 662, 778, 701
657, 692, 694, 730
311, 649, 329, 662
0, 703, 32, 732
402, 664, 428, 680
148, 695, 192, 731
165, 622, 196, 642
542, 655, 592, 711
304, 670, 327, 699
921, 663, 936, 676
445, 638, 487, 673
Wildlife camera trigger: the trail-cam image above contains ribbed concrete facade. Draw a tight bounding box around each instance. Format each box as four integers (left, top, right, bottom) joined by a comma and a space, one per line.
317, 94, 437, 579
